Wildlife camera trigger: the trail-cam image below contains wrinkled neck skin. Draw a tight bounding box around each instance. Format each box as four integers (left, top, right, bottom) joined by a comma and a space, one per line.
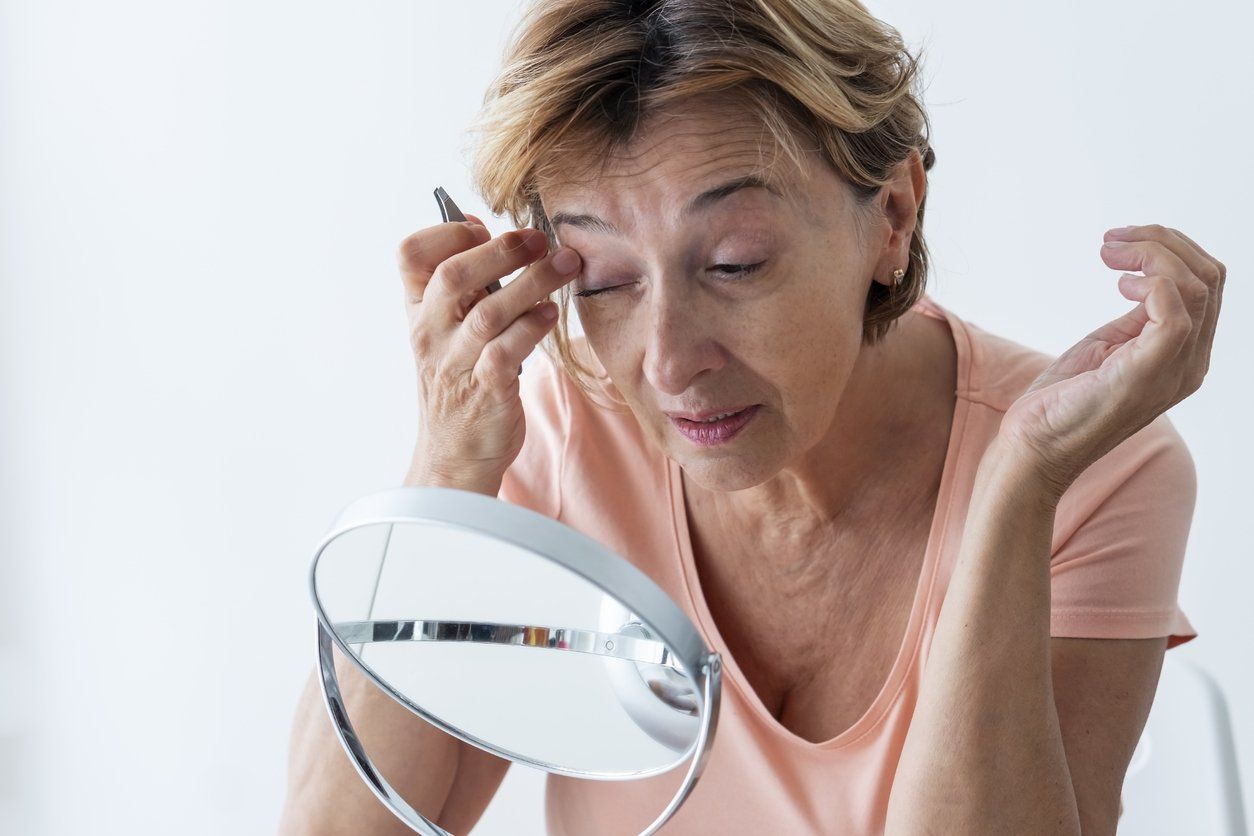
681, 308, 953, 578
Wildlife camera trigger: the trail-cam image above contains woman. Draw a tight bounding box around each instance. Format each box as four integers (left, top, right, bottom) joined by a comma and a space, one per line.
280, 1, 1226, 833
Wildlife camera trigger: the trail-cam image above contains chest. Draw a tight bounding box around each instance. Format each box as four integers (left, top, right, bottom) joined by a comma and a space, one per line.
683, 492, 938, 745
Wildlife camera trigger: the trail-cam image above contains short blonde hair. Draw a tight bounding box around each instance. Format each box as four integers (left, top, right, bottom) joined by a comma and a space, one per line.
467, 0, 936, 398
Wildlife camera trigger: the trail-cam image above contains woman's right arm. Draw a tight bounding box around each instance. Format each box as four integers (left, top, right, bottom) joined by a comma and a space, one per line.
278, 215, 581, 834
277, 635, 496, 835
279, 467, 517, 835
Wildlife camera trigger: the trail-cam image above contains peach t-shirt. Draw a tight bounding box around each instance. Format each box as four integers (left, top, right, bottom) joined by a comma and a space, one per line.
497, 292, 1197, 835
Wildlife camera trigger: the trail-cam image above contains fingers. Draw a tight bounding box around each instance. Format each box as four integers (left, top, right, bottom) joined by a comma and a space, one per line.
1155, 226, 1226, 378
399, 213, 582, 388
456, 215, 495, 311
1116, 273, 1193, 391
1100, 232, 1206, 359
424, 228, 549, 316
445, 241, 581, 369
1106, 223, 1223, 289
472, 301, 561, 388
398, 222, 491, 304
1105, 224, 1222, 355
1103, 223, 1226, 391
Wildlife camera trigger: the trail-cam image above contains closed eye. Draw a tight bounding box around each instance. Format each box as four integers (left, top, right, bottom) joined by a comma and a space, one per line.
711, 261, 765, 278
572, 284, 619, 298
574, 261, 766, 298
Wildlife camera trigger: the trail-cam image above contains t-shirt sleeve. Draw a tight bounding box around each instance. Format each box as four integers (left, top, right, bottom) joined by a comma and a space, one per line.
1048, 414, 1198, 649
496, 350, 567, 520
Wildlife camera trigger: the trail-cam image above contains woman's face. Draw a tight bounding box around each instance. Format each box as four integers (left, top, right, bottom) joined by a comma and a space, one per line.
543, 106, 894, 492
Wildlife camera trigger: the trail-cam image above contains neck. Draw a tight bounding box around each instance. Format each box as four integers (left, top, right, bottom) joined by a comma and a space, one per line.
686, 308, 946, 547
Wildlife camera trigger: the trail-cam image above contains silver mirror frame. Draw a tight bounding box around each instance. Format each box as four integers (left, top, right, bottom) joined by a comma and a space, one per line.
309, 486, 723, 835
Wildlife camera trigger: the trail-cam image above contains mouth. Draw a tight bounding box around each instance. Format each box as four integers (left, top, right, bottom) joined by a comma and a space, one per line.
668, 404, 760, 447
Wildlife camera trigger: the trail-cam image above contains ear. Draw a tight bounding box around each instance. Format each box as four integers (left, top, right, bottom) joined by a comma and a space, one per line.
872, 148, 927, 286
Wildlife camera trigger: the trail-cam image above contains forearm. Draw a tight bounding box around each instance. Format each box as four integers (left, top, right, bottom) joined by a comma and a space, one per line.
885, 445, 1080, 835
279, 466, 496, 835
278, 651, 461, 835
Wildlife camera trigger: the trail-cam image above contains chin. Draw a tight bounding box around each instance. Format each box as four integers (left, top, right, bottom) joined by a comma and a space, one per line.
676, 449, 774, 493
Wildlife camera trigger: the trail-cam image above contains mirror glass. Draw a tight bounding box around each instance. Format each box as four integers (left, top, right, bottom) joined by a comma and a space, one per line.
312, 518, 703, 778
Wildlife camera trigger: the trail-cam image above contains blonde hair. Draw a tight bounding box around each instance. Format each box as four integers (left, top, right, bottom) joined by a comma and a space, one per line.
467, 0, 936, 399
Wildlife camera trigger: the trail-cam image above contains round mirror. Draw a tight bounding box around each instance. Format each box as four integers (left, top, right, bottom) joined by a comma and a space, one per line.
309, 486, 722, 835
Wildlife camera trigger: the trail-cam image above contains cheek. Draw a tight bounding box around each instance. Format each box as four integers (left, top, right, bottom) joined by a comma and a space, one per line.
572, 302, 642, 388
573, 299, 634, 351
734, 280, 857, 362
754, 289, 863, 416
775, 258, 868, 348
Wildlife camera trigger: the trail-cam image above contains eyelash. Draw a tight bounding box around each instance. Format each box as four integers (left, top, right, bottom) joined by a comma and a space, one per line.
572, 262, 766, 298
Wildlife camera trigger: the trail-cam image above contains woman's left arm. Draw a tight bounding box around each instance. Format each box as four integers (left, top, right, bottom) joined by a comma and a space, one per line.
884, 224, 1226, 835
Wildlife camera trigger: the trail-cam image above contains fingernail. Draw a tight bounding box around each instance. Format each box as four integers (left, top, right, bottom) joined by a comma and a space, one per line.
464, 222, 490, 242
540, 302, 559, 321
1107, 226, 1135, 236
552, 247, 580, 274
1102, 240, 1127, 248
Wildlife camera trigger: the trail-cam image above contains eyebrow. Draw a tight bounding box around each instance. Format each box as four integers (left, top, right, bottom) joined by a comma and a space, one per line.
548, 173, 783, 236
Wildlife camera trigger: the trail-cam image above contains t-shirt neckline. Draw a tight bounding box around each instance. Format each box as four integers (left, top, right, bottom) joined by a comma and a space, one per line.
663, 293, 974, 751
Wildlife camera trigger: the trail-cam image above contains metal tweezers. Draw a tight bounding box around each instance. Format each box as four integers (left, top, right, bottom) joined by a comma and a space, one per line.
434, 186, 520, 374
435, 186, 503, 294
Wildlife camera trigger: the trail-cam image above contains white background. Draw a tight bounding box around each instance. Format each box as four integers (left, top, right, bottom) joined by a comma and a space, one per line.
1, 1, 1249, 833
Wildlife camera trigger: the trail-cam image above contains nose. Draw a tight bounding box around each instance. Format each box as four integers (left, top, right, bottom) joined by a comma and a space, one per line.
642, 288, 726, 397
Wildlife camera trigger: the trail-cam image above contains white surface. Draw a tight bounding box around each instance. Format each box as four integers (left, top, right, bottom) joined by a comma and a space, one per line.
1120, 656, 1247, 835
0, 1, 1249, 833
476, 765, 547, 836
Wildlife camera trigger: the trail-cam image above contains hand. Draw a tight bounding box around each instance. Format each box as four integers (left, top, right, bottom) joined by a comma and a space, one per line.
994, 224, 1226, 497
398, 215, 581, 491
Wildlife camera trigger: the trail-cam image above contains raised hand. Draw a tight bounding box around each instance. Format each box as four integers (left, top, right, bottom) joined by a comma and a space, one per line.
995, 224, 1226, 495
398, 217, 581, 492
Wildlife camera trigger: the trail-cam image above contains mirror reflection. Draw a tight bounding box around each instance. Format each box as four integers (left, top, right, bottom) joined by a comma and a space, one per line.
313, 519, 701, 777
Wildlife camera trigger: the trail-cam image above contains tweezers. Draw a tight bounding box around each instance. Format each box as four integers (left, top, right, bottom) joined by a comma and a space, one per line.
435, 186, 503, 293
434, 186, 520, 374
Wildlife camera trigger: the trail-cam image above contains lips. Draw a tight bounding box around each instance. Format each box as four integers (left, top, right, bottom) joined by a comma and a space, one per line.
665, 405, 756, 422
669, 404, 760, 446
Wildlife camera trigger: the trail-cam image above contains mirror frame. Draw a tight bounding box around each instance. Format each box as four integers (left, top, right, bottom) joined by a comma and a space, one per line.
309, 486, 723, 835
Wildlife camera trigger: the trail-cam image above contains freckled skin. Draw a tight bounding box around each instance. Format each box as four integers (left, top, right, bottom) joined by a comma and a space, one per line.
542, 99, 933, 541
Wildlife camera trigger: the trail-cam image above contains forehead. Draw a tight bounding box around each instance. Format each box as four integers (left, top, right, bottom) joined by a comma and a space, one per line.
539, 105, 813, 217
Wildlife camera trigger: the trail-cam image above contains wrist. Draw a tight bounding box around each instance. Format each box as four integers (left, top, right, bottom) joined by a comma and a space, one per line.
976, 438, 1068, 512
403, 459, 503, 497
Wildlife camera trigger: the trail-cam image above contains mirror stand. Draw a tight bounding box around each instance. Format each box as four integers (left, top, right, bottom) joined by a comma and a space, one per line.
316, 621, 723, 835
